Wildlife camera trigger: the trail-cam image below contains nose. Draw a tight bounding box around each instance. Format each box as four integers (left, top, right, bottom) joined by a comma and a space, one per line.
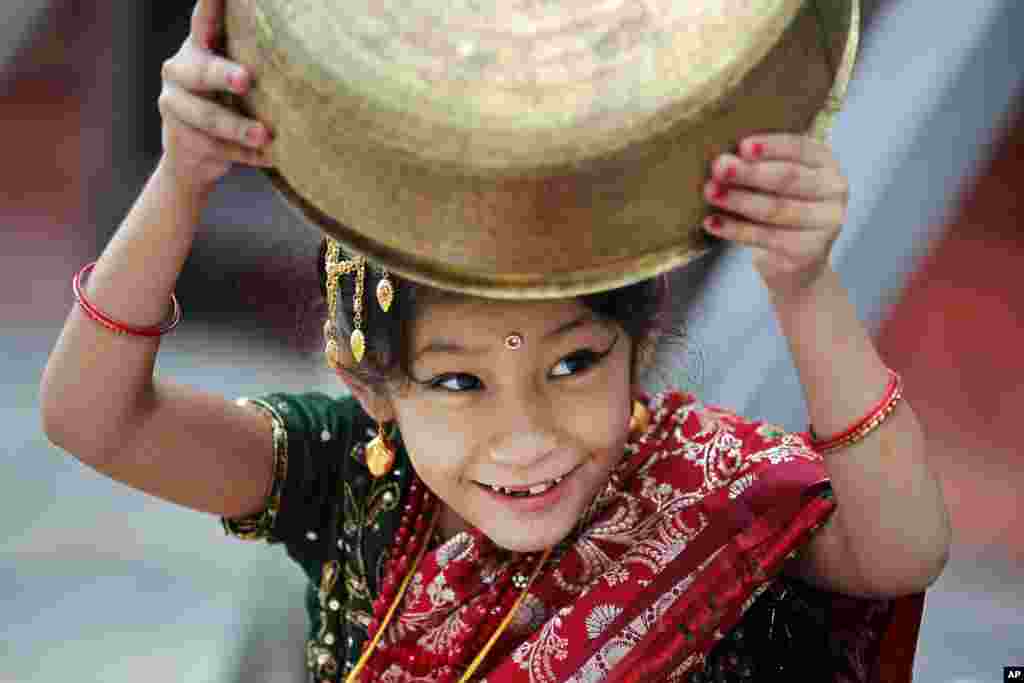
488, 430, 560, 468
486, 393, 561, 468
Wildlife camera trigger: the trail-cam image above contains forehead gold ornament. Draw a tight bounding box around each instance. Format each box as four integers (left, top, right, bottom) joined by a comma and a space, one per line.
504, 333, 524, 350
323, 238, 394, 368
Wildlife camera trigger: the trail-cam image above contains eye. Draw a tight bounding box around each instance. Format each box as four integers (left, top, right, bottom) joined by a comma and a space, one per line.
425, 338, 616, 394
550, 349, 603, 378
429, 373, 482, 393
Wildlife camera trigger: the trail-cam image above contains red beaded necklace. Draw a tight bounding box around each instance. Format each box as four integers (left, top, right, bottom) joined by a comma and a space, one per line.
347, 476, 552, 682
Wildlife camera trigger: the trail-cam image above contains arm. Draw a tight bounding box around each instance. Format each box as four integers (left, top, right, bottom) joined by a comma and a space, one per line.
39, 159, 274, 520
702, 134, 952, 598
772, 266, 951, 597
39, 0, 277, 520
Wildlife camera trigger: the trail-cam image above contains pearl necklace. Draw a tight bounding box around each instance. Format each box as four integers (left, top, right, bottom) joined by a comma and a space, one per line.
346, 478, 553, 682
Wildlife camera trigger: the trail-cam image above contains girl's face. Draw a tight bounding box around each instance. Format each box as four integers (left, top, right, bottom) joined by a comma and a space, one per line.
376, 296, 636, 553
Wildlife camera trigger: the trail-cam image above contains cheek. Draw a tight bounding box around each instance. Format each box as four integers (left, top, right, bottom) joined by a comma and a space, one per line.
403, 430, 456, 467
394, 417, 472, 490
553, 389, 632, 472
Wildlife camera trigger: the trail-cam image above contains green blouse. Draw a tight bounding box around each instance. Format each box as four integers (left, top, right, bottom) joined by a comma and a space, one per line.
221, 391, 417, 679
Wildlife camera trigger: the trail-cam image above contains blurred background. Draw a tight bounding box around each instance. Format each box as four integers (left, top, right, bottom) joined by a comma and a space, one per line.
2, 1, 1021, 681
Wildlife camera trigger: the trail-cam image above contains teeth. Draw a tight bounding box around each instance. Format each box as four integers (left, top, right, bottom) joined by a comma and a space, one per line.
486, 473, 566, 498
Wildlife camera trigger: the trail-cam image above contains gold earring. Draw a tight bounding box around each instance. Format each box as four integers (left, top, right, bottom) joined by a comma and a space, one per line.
365, 419, 396, 478
629, 399, 650, 435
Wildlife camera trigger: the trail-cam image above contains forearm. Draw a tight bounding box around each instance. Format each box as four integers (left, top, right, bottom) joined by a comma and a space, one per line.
40, 158, 208, 460
770, 265, 952, 592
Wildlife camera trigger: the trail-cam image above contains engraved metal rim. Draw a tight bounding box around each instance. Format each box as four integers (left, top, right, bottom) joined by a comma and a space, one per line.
266, 165, 717, 299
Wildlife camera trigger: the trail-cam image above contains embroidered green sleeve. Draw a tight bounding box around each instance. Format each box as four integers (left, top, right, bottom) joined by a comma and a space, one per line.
220, 397, 289, 542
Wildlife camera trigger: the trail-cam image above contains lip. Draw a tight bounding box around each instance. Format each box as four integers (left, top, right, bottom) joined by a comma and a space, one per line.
474, 464, 582, 513
474, 464, 582, 491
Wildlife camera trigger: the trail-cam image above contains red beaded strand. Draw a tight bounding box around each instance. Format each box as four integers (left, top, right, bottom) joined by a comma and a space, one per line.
353, 476, 552, 682
366, 478, 432, 642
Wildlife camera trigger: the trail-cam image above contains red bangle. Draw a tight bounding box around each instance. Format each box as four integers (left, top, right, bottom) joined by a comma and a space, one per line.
809, 369, 903, 454
73, 262, 182, 337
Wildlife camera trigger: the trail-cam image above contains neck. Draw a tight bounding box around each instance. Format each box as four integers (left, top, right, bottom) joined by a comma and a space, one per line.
437, 501, 472, 542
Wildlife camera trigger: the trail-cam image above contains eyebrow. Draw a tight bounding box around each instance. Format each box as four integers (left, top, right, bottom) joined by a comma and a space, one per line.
413, 311, 600, 362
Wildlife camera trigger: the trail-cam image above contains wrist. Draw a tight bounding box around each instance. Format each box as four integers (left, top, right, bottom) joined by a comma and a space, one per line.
766, 263, 835, 313
154, 155, 218, 204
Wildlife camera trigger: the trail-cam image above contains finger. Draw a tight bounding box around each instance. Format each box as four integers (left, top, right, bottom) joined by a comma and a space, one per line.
163, 44, 249, 95
220, 138, 275, 168
704, 181, 844, 231
176, 119, 275, 168
737, 134, 835, 169
190, 0, 225, 50
703, 213, 822, 252
160, 83, 269, 148
711, 154, 847, 201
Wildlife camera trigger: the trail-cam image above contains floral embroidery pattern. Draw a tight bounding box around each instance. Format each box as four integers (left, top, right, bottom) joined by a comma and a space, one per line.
585, 604, 623, 640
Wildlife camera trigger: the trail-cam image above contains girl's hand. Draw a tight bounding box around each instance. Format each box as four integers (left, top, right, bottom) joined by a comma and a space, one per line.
158, 0, 273, 195
702, 134, 849, 299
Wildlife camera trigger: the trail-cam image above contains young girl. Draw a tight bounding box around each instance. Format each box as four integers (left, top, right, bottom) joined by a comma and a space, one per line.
40, 1, 951, 681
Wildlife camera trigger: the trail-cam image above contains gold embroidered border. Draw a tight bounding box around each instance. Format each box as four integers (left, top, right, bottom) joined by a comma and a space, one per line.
220, 397, 289, 541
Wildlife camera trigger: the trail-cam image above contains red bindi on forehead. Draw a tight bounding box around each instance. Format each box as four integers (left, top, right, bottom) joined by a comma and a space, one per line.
412, 310, 599, 362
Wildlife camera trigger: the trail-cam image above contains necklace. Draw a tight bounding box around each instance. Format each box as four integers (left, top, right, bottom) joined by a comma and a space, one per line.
345, 486, 553, 682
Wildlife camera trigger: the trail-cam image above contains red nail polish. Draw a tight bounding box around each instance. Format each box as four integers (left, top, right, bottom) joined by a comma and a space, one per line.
750, 142, 765, 159
711, 183, 728, 201
230, 71, 247, 94
724, 165, 737, 181
706, 215, 722, 231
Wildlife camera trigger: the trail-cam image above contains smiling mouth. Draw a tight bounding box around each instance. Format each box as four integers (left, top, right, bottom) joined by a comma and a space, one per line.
474, 465, 581, 499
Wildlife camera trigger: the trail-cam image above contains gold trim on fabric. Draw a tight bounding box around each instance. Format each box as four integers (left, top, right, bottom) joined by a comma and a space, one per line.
220, 397, 290, 541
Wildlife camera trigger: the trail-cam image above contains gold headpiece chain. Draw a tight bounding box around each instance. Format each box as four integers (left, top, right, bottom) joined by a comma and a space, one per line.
324, 239, 395, 368
324, 237, 660, 375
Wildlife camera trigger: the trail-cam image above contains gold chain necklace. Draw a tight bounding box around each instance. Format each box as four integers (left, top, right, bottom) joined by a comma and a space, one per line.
345, 503, 553, 682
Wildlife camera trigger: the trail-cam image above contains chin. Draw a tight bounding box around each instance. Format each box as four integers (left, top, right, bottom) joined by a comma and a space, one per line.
477, 499, 586, 554
488, 524, 573, 554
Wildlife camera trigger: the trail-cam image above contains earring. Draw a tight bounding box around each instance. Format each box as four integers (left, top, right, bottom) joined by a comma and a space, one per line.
629, 399, 650, 435
365, 419, 396, 478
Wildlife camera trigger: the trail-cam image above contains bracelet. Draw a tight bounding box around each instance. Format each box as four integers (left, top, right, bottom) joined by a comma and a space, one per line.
73, 262, 182, 337
809, 368, 903, 455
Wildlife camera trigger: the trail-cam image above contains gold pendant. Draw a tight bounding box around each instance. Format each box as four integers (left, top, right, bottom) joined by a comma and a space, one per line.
377, 277, 394, 312
365, 434, 395, 478
350, 328, 366, 363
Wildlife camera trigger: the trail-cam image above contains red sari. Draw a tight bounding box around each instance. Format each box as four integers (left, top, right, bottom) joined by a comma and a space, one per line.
363, 389, 892, 682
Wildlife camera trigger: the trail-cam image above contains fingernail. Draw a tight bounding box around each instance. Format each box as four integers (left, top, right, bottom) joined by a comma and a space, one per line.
710, 182, 728, 201
750, 142, 765, 159
229, 70, 247, 94
724, 165, 737, 181
247, 125, 265, 145
705, 215, 723, 232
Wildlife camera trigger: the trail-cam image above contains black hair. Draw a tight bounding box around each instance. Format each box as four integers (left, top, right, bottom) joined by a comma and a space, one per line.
316, 237, 687, 396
